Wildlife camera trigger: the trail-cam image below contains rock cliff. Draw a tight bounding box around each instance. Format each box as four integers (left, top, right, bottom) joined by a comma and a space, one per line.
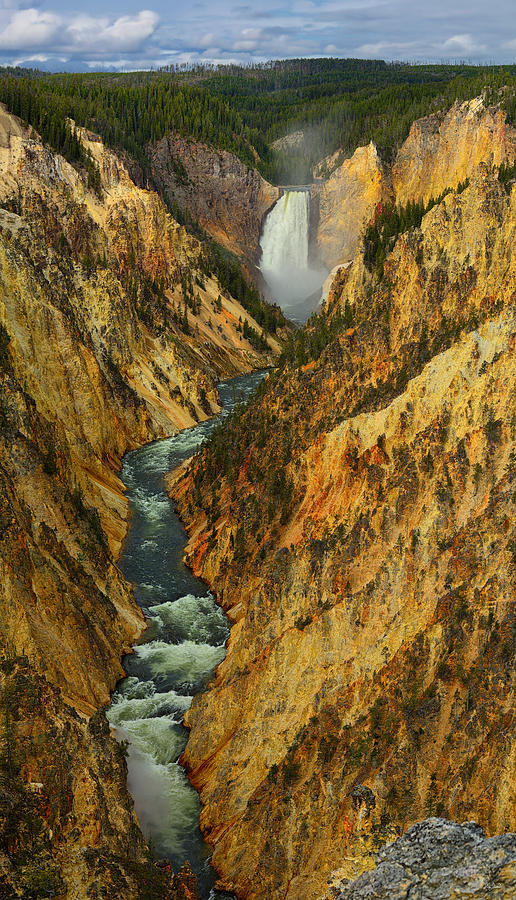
312, 143, 384, 270
172, 166, 516, 899
312, 96, 516, 271
320, 819, 516, 900
392, 96, 516, 206
149, 133, 279, 264
0, 104, 282, 898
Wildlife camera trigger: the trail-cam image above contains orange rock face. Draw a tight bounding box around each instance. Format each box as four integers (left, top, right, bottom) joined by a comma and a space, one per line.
172, 166, 516, 899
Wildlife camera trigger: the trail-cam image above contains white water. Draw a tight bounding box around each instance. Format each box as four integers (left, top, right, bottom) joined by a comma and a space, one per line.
260, 189, 327, 322
105, 371, 266, 899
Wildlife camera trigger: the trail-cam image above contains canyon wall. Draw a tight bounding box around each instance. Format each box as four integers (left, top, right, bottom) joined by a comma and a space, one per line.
149, 133, 279, 264
172, 165, 516, 899
312, 142, 384, 270
0, 105, 281, 898
392, 95, 516, 205
312, 96, 516, 271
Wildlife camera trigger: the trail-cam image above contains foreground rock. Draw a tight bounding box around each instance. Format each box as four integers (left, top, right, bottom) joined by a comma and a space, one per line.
321, 819, 516, 899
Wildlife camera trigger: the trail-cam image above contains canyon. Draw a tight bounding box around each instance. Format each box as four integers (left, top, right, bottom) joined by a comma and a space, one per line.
157, 96, 516, 289
171, 110, 516, 897
0, 82, 515, 900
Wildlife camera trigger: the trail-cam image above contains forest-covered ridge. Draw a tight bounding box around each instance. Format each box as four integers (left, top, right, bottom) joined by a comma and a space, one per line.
1, 59, 516, 184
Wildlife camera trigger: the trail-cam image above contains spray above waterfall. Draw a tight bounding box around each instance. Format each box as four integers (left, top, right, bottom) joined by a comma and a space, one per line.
260, 189, 327, 323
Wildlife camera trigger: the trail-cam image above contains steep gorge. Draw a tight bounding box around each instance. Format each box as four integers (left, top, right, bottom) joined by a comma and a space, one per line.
172, 157, 516, 898
0, 104, 284, 898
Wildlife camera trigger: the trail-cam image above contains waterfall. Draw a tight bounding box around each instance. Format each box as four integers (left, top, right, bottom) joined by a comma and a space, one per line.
260, 189, 326, 322
260, 190, 309, 272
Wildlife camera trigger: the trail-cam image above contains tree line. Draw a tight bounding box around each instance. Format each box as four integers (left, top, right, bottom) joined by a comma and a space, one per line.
0, 61, 515, 185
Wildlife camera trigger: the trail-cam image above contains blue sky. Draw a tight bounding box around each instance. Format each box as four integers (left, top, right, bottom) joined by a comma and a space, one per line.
0, 0, 514, 71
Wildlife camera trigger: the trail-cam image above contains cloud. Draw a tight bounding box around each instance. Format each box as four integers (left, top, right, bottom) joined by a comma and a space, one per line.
0, 0, 512, 70
440, 33, 486, 55
0, 6, 159, 55
0, 9, 60, 49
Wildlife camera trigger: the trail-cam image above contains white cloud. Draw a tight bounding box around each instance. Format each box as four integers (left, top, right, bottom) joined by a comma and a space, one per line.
0, 8, 60, 49
0, 0, 512, 70
356, 39, 420, 54
440, 33, 486, 55
0, 6, 159, 54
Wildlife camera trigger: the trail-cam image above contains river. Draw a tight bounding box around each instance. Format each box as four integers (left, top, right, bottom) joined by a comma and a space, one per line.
106, 370, 267, 898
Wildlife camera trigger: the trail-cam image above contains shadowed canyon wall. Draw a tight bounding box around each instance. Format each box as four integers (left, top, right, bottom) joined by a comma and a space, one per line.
150, 133, 279, 264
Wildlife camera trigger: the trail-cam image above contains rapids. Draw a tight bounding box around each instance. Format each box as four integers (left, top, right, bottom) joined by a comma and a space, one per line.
107, 371, 267, 898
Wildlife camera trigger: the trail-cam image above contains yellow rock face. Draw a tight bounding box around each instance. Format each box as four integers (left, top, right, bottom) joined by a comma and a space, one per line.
311, 96, 516, 274
313, 143, 384, 270
173, 171, 516, 899
392, 97, 516, 206
0, 104, 281, 898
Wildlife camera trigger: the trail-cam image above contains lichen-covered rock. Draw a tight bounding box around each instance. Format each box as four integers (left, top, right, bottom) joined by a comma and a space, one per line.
322, 819, 516, 899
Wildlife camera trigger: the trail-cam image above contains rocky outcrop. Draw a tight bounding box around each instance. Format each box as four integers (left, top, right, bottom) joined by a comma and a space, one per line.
320, 819, 516, 899
0, 104, 281, 898
172, 169, 516, 899
149, 132, 279, 263
312, 142, 384, 269
392, 96, 516, 206
312, 96, 516, 271
271, 131, 306, 153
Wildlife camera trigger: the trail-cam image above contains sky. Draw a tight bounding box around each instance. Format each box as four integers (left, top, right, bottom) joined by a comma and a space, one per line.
0, 0, 514, 72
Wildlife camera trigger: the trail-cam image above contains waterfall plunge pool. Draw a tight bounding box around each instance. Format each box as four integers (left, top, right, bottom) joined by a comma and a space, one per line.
107, 370, 268, 899
260, 188, 327, 324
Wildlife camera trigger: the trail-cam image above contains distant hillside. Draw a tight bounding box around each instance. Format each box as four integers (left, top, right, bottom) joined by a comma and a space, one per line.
1, 60, 516, 184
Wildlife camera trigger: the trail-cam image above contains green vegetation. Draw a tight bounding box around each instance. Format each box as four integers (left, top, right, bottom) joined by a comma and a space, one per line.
363, 182, 469, 279
0, 69, 261, 178
498, 158, 516, 191
279, 298, 353, 367
1, 61, 515, 184
199, 241, 286, 335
